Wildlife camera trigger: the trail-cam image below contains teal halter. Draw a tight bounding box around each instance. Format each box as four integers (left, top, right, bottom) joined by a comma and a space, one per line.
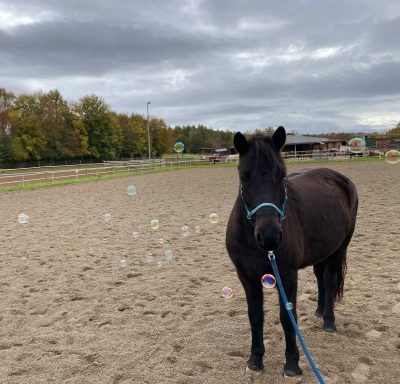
240, 179, 288, 222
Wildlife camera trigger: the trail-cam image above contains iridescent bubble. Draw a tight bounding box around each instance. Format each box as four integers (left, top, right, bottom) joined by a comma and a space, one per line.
150, 219, 160, 230
222, 287, 233, 299
384, 149, 400, 165
120, 259, 127, 268
348, 138, 366, 154
18, 213, 29, 224
104, 213, 112, 221
164, 250, 173, 261
127, 184, 137, 196
181, 225, 190, 237
285, 302, 294, 310
173, 141, 185, 153
209, 213, 219, 224
146, 253, 154, 263
261, 274, 276, 289
132, 231, 139, 239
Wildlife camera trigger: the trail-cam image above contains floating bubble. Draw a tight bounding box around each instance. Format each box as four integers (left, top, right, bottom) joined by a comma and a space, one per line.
150, 219, 160, 230
384, 149, 400, 165
127, 184, 137, 196
104, 213, 112, 221
195, 226, 201, 234
285, 302, 294, 310
348, 138, 366, 154
173, 141, 185, 153
261, 274, 276, 289
181, 225, 190, 237
209, 213, 219, 224
146, 253, 154, 263
222, 287, 233, 299
18, 213, 29, 224
132, 231, 139, 239
164, 250, 173, 261
120, 259, 127, 268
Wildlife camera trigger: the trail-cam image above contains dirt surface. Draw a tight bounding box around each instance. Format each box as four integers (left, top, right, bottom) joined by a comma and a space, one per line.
1, 161, 399, 383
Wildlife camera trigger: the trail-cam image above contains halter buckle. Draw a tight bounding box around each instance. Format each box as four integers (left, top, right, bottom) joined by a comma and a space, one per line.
267, 251, 275, 260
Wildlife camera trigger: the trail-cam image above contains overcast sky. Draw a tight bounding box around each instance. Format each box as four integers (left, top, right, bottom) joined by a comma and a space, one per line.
1, 0, 399, 133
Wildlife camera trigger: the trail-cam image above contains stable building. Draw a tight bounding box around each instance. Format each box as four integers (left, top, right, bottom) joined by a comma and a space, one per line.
283, 135, 343, 155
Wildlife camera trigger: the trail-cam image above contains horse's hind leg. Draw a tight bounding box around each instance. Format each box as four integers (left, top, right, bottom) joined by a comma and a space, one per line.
313, 262, 325, 317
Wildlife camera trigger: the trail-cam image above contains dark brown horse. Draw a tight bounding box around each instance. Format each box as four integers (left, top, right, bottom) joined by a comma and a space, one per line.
225, 127, 358, 378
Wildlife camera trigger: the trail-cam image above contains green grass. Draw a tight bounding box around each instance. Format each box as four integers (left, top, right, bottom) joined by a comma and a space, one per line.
0, 156, 383, 193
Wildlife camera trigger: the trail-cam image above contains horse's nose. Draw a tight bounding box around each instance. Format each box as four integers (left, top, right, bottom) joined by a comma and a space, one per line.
255, 230, 282, 251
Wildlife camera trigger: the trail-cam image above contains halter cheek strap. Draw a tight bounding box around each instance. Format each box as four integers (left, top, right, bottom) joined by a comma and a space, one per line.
240, 179, 288, 223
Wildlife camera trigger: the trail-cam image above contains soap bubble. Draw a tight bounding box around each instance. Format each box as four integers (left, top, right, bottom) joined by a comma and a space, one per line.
261, 274, 276, 289
348, 138, 366, 154
209, 213, 219, 224
181, 225, 190, 237
120, 259, 127, 268
173, 141, 185, 153
18, 213, 29, 224
127, 185, 137, 196
285, 302, 294, 310
150, 219, 160, 230
222, 287, 233, 299
104, 214, 112, 221
132, 231, 139, 239
164, 250, 173, 261
146, 253, 154, 263
384, 149, 400, 165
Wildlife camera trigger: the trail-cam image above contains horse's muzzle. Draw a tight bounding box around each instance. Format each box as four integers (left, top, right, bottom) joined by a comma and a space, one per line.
255, 229, 282, 251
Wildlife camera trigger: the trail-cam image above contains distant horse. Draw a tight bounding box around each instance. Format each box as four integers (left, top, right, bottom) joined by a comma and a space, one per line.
225, 127, 358, 377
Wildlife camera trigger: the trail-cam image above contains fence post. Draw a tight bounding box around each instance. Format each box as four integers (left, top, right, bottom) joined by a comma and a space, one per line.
96, 169, 99, 180
22, 174, 25, 187
51, 172, 54, 182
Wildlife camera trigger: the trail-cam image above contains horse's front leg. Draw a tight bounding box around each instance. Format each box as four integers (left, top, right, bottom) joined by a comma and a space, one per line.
279, 271, 302, 377
238, 271, 265, 372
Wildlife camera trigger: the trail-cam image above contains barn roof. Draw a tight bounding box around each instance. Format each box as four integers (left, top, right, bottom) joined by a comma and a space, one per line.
285, 135, 342, 145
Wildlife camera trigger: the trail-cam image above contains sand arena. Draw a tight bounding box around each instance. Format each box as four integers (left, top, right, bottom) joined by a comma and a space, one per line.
1, 161, 399, 383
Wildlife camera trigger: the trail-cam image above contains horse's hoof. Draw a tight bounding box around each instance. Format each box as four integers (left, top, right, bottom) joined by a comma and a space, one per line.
246, 365, 263, 375
283, 366, 303, 381
323, 324, 337, 333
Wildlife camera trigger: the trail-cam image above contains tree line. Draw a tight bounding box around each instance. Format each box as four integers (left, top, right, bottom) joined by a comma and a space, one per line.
0, 87, 235, 166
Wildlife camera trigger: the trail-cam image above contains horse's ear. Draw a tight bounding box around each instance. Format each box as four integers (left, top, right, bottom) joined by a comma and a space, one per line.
234, 132, 248, 155
272, 126, 286, 151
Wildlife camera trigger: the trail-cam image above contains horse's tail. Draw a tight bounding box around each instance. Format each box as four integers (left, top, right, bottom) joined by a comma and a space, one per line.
335, 182, 358, 302
334, 249, 347, 302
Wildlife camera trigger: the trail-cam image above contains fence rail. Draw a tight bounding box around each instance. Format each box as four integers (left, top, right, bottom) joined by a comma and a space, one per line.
0, 151, 381, 188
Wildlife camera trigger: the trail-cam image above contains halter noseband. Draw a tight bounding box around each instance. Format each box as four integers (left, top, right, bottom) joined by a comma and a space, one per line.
240, 179, 288, 223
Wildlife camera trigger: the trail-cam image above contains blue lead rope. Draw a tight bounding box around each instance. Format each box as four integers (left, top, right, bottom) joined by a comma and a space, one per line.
268, 251, 326, 384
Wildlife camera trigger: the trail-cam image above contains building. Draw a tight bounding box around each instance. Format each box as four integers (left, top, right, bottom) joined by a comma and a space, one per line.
283, 135, 343, 154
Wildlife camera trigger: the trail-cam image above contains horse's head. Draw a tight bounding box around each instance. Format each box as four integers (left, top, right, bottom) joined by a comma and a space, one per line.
234, 126, 287, 251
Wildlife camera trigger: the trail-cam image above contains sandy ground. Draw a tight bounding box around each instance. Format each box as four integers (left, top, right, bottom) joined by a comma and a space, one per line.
0, 161, 399, 384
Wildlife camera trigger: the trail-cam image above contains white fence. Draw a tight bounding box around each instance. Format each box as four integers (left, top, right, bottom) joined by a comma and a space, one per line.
0, 151, 380, 188
0, 159, 217, 187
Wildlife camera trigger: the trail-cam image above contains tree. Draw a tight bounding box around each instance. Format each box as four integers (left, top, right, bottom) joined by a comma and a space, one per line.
74, 95, 122, 159
387, 122, 400, 135
0, 88, 15, 163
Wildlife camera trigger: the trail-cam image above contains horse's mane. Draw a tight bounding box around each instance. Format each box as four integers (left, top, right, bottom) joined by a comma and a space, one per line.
247, 135, 287, 179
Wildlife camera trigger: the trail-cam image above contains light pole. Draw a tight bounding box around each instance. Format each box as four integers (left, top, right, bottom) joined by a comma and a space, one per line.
146, 101, 151, 159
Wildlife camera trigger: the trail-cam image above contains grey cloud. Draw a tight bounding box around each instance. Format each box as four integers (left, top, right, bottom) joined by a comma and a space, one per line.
0, 0, 399, 132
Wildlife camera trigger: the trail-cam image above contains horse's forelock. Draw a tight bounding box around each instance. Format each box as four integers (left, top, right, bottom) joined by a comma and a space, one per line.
247, 136, 286, 179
